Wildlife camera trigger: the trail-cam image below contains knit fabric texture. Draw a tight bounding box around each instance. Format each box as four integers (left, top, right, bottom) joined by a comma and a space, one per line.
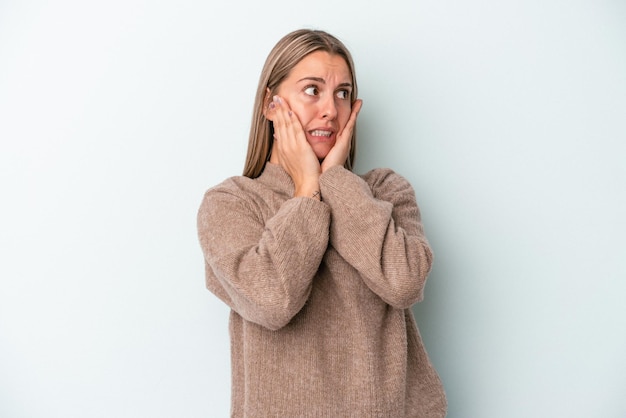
197, 163, 447, 417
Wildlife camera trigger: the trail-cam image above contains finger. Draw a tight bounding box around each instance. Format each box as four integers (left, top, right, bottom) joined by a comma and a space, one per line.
270, 96, 287, 138
270, 96, 321, 180
273, 95, 307, 146
339, 99, 362, 140
272, 96, 294, 141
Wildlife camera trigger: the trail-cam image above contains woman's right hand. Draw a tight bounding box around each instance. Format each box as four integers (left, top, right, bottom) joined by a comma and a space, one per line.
268, 95, 321, 199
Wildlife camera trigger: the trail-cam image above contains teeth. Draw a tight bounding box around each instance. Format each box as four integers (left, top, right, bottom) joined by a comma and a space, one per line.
311, 130, 331, 137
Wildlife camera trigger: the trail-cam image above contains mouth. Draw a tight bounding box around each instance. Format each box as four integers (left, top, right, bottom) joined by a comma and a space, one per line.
308, 129, 334, 140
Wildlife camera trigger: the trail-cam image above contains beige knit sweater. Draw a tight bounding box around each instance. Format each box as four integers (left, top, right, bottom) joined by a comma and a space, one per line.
197, 163, 447, 417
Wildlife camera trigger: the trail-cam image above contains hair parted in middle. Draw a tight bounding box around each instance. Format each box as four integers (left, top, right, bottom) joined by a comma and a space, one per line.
242, 29, 359, 178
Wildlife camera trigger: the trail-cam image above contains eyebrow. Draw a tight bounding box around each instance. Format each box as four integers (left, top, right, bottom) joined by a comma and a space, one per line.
297, 77, 352, 88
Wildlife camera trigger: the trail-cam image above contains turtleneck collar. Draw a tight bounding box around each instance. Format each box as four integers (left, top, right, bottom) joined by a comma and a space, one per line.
256, 162, 295, 196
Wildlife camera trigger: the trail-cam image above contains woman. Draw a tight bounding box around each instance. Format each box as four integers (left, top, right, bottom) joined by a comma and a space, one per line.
197, 29, 447, 417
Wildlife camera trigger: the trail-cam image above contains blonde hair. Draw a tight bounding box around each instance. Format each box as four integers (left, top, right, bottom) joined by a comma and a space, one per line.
242, 29, 359, 178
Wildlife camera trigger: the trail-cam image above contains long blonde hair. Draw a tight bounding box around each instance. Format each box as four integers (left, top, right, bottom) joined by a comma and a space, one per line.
242, 29, 359, 178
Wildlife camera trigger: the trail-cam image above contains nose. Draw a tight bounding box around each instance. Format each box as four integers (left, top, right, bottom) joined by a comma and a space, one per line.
320, 95, 337, 120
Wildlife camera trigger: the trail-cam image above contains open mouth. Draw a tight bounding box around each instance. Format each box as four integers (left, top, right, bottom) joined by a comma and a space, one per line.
309, 129, 333, 138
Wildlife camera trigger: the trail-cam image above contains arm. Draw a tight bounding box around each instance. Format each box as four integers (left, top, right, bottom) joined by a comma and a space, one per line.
197, 182, 330, 330
319, 166, 433, 308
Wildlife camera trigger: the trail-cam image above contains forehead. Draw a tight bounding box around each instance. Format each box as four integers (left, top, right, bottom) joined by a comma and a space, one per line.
288, 51, 351, 82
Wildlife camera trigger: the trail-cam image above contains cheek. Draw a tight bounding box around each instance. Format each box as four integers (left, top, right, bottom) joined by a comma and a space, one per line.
275, 90, 307, 120
287, 101, 314, 124
338, 105, 352, 128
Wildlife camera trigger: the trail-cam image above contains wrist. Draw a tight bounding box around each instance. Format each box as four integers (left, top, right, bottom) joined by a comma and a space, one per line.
310, 190, 321, 201
294, 179, 321, 201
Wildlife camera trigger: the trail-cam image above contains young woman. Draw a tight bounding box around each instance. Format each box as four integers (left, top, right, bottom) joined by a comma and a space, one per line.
197, 29, 447, 417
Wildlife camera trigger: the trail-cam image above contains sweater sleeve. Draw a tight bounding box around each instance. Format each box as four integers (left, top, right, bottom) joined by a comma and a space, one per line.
318, 166, 433, 309
197, 181, 331, 330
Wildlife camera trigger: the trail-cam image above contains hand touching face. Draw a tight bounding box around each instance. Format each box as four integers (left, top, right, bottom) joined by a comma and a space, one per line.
268, 51, 357, 162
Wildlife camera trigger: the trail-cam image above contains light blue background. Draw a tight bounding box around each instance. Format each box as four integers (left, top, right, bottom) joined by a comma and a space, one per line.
1, 1, 624, 417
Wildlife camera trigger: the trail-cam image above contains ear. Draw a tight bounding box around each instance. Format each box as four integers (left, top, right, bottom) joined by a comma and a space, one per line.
262, 87, 273, 121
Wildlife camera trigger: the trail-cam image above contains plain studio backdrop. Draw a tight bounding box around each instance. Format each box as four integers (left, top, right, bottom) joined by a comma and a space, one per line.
1, 0, 625, 417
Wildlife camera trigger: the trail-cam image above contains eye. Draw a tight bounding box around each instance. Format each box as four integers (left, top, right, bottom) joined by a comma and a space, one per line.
336, 89, 350, 100
304, 86, 319, 96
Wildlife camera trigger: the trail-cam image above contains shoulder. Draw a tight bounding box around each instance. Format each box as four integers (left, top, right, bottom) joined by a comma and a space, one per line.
201, 175, 251, 203
205, 175, 256, 195
199, 175, 264, 216
360, 168, 414, 194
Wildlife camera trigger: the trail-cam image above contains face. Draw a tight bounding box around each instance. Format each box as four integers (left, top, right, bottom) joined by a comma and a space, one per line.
272, 51, 353, 160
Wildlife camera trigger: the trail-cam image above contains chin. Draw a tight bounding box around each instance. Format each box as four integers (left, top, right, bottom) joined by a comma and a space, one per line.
315, 153, 330, 162
311, 146, 333, 161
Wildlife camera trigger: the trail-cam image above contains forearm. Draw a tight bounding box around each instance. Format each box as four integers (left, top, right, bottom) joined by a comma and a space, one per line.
198, 190, 330, 329
319, 166, 433, 308
293, 177, 322, 201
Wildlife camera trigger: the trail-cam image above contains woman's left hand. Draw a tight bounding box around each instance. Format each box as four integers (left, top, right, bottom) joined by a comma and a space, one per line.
321, 99, 363, 173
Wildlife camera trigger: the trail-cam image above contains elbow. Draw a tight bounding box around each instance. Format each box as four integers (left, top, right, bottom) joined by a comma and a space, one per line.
257, 309, 295, 331
241, 297, 305, 331
403, 283, 426, 307
214, 267, 311, 331
407, 244, 434, 305
382, 250, 433, 309
385, 279, 426, 309
379, 234, 434, 308
373, 264, 427, 308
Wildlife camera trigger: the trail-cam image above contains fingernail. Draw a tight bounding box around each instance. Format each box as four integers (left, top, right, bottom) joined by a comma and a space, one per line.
288, 111, 292, 117
269, 102, 275, 110
273, 95, 281, 104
